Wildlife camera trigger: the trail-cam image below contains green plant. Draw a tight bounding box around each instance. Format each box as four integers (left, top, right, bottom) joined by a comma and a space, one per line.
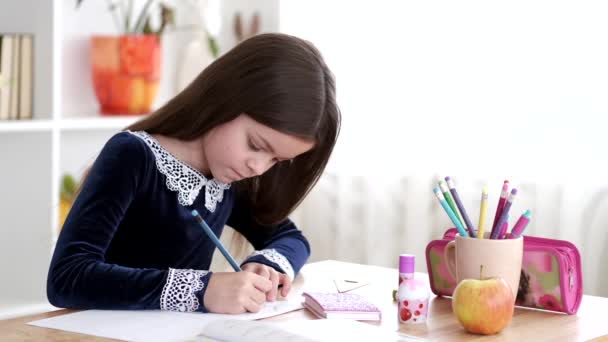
60, 174, 78, 202
76, 0, 175, 35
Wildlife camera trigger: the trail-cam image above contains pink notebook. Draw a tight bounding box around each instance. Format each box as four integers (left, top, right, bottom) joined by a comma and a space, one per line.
302, 292, 382, 321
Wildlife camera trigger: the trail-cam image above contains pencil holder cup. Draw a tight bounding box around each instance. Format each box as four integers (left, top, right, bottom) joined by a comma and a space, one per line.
444, 234, 523, 300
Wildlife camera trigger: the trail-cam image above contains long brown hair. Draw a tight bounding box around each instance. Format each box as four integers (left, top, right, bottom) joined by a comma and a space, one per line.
128, 33, 341, 225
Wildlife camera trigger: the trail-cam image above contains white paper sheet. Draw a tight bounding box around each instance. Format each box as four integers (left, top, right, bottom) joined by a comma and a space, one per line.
189, 318, 427, 342
275, 319, 427, 342
28, 299, 303, 342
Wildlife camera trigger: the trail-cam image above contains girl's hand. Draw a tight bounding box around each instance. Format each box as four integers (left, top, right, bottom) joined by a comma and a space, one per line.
203, 272, 272, 314
242, 262, 292, 301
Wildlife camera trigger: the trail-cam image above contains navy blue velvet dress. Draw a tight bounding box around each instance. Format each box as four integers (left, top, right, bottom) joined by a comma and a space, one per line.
47, 131, 310, 313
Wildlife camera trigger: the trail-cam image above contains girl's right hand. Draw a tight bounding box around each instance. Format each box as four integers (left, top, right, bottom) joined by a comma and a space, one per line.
203, 272, 273, 314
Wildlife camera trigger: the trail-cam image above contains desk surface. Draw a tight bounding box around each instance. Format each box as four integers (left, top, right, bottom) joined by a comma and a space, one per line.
1, 260, 607, 341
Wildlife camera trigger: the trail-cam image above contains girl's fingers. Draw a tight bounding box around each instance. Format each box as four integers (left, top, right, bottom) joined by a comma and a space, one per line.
256, 265, 270, 279
279, 273, 292, 297
267, 270, 279, 301
244, 298, 262, 313
251, 287, 266, 305
251, 273, 272, 293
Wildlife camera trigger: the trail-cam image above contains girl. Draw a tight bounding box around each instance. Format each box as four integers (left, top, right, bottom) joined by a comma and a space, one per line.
47, 33, 340, 314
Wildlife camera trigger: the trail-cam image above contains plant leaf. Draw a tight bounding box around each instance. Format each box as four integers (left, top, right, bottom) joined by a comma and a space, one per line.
157, 3, 175, 35
133, 0, 154, 34
60, 174, 79, 202
208, 36, 219, 58
143, 17, 153, 34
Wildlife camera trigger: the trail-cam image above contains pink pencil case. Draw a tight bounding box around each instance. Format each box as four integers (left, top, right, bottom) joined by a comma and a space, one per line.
425, 228, 583, 315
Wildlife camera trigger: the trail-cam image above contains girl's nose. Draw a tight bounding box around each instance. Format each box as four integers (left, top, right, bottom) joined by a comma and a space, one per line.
246, 158, 272, 177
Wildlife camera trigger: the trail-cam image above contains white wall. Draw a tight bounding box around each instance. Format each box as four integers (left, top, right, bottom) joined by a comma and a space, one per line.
280, 1, 608, 187
280, 1, 608, 296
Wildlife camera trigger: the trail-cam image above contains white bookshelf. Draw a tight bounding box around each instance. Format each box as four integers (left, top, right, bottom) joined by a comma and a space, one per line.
0, 0, 179, 320
0, 0, 279, 320
59, 116, 144, 131
0, 119, 54, 132
0, 117, 143, 133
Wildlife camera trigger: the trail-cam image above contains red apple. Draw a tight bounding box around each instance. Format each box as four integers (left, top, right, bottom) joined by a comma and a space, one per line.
452, 270, 514, 335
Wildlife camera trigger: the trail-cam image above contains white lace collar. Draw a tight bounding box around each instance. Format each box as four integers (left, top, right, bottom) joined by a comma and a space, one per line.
128, 130, 230, 212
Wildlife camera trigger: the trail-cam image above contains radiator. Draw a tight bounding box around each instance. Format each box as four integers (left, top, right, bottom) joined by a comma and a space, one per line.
214, 174, 608, 297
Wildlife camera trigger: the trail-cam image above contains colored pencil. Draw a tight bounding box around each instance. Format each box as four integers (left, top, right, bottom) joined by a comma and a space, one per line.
445, 176, 477, 238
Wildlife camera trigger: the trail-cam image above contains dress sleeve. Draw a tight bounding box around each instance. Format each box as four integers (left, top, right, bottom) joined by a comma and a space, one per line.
226, 192, 311, 280
47, 133, 212, 313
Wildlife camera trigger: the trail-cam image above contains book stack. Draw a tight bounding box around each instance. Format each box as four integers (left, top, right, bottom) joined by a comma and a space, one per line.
0, 33, 33, 121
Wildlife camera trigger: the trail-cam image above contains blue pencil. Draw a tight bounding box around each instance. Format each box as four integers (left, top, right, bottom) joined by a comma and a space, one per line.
192, 210, 242, 272
445, 176, 477, 238
433, 187, 469, 237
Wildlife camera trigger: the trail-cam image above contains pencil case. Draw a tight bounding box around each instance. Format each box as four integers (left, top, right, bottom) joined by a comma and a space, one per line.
425, 228, 583, 315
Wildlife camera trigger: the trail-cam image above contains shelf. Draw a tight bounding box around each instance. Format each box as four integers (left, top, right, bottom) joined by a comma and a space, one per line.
59, 115, 145, 131
0, 116, 146, 133
0, 120, 54, 133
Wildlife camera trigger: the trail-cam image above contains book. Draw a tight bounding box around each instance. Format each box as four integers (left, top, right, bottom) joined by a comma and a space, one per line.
0, 34, 33, 121
302, 292, 382, 321
0, 34, 14, 120
9, 34, 20, 120
18, 34, 33, 120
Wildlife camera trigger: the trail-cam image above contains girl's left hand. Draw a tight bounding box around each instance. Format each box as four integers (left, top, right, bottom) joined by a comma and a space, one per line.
241, 262, 292, 301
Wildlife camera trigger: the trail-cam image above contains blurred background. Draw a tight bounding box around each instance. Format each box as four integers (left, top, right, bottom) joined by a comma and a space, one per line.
0, 0, 606, 319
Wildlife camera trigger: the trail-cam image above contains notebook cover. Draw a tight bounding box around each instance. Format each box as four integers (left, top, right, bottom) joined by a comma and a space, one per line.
302, 292, 381, 320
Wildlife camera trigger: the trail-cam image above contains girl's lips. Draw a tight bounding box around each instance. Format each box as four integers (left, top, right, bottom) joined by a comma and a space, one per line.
231, 168, 246, 180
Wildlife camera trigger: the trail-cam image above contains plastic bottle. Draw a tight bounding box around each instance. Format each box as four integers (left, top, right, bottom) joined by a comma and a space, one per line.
398, 254, 430, 324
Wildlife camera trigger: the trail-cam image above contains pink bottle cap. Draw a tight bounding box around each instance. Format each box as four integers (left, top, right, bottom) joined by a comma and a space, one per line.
399, 254, 415, 274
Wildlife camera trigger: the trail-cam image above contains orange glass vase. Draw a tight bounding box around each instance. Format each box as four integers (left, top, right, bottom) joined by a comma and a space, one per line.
91, 35, 161, 115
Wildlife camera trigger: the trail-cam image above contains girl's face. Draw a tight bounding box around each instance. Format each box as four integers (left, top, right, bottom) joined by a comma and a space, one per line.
201, 114, 315, 183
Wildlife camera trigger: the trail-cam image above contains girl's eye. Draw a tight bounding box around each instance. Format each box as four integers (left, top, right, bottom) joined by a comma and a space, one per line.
248, 139, 261, 152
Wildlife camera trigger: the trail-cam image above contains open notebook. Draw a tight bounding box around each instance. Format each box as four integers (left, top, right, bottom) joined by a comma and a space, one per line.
302, 292, 382, 321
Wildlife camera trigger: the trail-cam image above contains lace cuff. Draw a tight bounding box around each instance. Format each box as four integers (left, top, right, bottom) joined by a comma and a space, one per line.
160, 268, 211, 312
243, 249, 295, 280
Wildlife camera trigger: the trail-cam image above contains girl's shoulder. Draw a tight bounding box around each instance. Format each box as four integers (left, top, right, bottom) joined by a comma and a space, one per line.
100, 130, 153, 163
106, 130, 148, 150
